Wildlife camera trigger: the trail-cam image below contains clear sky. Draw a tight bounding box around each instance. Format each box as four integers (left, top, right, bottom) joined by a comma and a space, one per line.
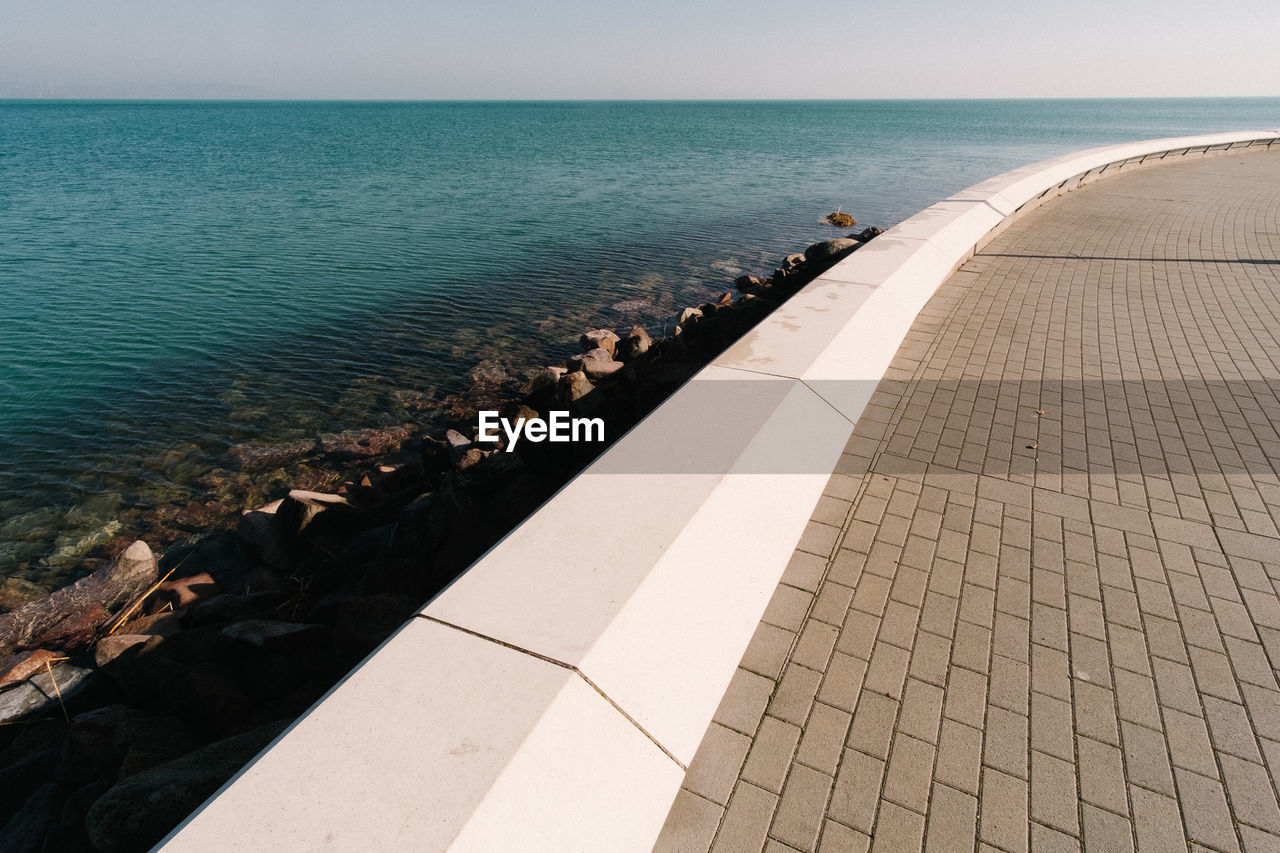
2, 0, 1277, 100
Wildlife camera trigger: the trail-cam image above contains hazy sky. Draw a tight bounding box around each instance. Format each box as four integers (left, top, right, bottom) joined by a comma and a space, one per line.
2, 0, 1277, 99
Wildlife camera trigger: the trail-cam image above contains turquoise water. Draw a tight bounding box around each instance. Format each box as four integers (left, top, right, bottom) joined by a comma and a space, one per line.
2, 98, 1278, 591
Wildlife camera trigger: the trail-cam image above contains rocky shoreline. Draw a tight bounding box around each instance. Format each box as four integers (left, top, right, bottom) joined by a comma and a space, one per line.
0, 225, 881, 852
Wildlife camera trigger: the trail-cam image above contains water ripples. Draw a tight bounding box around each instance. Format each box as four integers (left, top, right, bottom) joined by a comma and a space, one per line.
3, 98, 1280, 594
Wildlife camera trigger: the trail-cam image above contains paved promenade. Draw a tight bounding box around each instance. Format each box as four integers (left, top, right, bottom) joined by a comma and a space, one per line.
655, 149, 1280, 852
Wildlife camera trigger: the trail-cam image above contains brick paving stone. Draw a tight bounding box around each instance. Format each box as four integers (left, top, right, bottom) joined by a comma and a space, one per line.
828, 748, 885, 834
847, 692, 899, 761
1130, 786, 1188, 853
653, 789, 724, 853
714, 667, 776, 736
1031, 822, 1083, 853
924, 783, 978, 853
684, 723, 753, 806
979, 767, 1028, 853
665, 150, 1280, 853
1031, 750, 1080, 836
871, 801, 925, 853
742, 621, 797, 681
796, 703, 853, 777
770, 664, 825, 728
771, 764, 834, 851
1082, 804, 1136, 853
882, 734, 935, 814
743, 716, 803, 795
711, 782, 779, 853
896, 678, 945, 744
817, 820, 870, 853
1175, 768, 1242, 853
1219, 754, 1280, 835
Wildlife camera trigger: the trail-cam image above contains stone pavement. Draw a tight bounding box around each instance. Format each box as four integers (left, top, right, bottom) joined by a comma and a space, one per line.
654, 149, 1280, 852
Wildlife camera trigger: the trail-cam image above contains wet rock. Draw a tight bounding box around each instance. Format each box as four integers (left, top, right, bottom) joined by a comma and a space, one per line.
85, 720, 288, 853
275, 490, 353, 539
525, 365, 567, 394
30, 603, 110, 653
236, 500, 286, 569
444, 429, 473, 465
580, 329, 620, 357
186, 589, 290, 628
616, 325, 652, 361
677, 307, 703, 328
856, 226, 884, 241
0, 662, 95, 724
0, 648, 63, 689
782, 253, 807, 271
93, 634, 151, 668
570, 348, 623, 379
153, 573, 221, 612
0, 541, 158, 655
554, 370, 595, 405
804, 238, 860, 264
455, 447, 486, 471
115, 609, 183, 638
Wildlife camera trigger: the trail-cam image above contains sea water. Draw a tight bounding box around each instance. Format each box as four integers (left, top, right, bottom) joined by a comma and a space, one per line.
2, 98, 1278, 594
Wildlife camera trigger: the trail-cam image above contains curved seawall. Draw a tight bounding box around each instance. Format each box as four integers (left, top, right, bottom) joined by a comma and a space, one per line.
158, 130, 1280, 851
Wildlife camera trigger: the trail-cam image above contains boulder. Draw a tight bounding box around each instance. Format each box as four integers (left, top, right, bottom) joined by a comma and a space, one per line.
856, 226, 884, 241
554, 370, 595, 405
0, 661, 95, 724
274, 490, 353, 539
93, 634, 151, 668
525, 365, 567, 395
30, 602, 110, 653
236, 499, 286, 569
153, 573, 221, 612
677, 307, 703, 328
85, 721, 289, 853
576, 348, 623, 379
220, 620, 328, 652
0, 541, 158, 655
579, 329, 620, 357
392, 492, 452, 560
803, 238, 860, 264
781, 253, 807, 271
0, 648, 63, 689
443, 429, 473, 465
616, 325, 652, 361
733, 274, 762, 291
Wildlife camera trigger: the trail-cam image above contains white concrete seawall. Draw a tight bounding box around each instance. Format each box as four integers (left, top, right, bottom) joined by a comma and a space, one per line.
156, 130, 1280, 852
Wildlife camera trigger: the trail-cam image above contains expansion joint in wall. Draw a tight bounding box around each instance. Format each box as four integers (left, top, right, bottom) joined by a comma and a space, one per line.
417, 614, 688, 771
